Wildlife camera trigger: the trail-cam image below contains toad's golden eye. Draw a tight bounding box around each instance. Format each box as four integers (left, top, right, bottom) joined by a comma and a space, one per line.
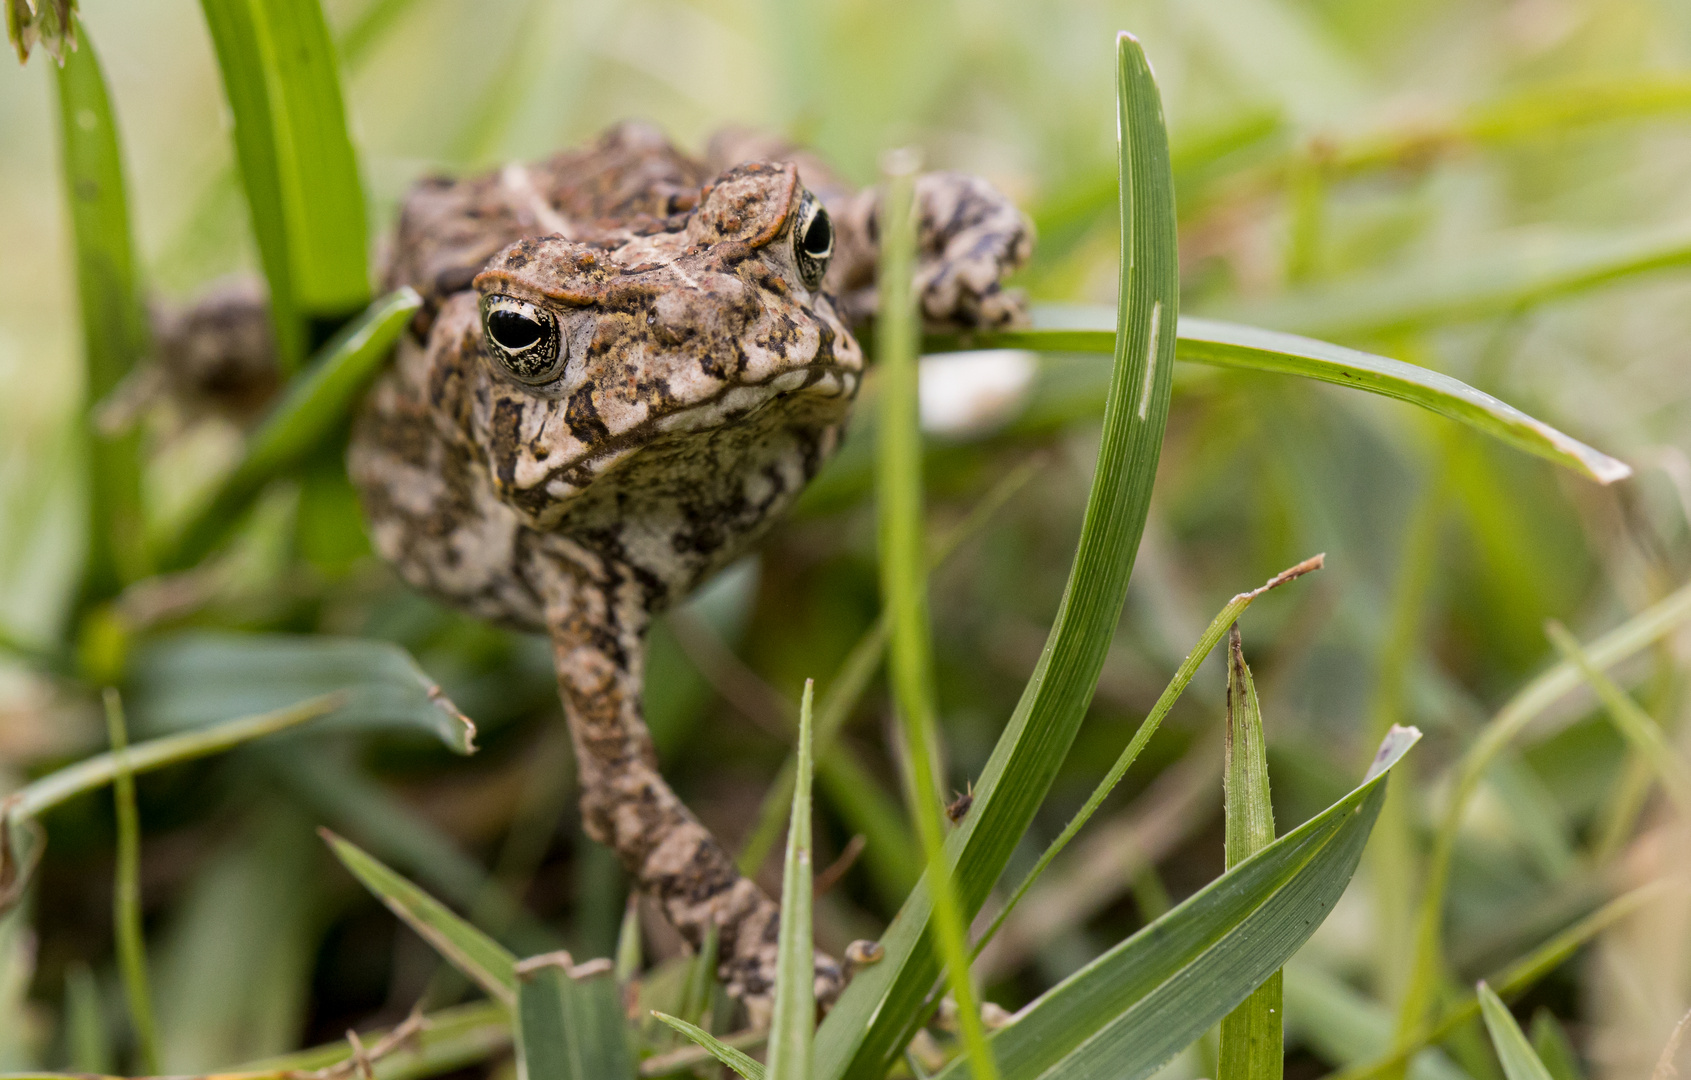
793, 189, 833, 291
481, 295, 563, 384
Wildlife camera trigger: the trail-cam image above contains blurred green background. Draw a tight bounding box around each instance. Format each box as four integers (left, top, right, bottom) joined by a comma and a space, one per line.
4, 0, 1691, 1078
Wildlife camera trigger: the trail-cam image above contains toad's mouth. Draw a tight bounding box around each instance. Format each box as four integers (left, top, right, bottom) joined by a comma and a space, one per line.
506, 359, 860, 509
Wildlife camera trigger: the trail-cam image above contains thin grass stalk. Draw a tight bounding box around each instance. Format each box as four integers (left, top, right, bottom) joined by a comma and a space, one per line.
875, 147, 997, 1080
737, 459, 1040, 877
766, 680, 816, 1080
103, 690, 158, 1074
1545, 621, 1691, 814
1337, 881, 1673, 1080
1361, 444, 1449, 1005
973, 555, 1322, 958
1393, 579, 1691, 1054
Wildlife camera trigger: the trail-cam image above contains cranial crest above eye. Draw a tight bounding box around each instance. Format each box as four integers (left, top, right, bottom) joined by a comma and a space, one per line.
686, 161, 800, 247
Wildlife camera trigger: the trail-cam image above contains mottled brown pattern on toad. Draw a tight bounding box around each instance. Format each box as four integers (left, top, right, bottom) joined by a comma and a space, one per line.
341, 122, 1031, 1022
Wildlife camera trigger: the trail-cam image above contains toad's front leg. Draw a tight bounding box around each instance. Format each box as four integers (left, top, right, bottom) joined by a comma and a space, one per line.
547, 573, 843, 1023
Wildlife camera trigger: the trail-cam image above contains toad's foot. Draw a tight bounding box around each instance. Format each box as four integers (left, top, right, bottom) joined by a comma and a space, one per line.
828, 171, 1034, 333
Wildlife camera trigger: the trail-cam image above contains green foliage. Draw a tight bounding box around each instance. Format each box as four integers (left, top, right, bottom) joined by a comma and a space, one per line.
198, 0, 370, 370
933, 728, 1418, 1080
52, 21, 148, 600
1218, 631, 1283, 1080
322, 830, 518, 1007
515, 954, 633, 1080
949, 312, 1629, 485
875, 148, 995, 1080
652, 1013, 765, 1080
5, 1, 1689, 1079
1476, 984, 1554, 1080
162, 288, 420, 570
817, 33, 1181, 1079
766, 682, 817, 1080
102, 692, 158, 1075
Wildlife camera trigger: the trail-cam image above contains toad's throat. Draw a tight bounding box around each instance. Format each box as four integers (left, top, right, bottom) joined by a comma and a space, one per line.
495, 359, 858, 512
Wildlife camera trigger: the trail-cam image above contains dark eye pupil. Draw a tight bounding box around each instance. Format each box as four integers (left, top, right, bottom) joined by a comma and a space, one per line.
489, 309, 543, 350
802, 211, 833, 256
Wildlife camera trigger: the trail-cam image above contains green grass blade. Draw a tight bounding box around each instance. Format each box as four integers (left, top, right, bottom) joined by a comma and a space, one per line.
1477, 984, 1554, 1080
1394, 580, 1691, 1051
198, 0, 370, 371
1334, 881, 1670, 1080
934, 727, 1419, 1080
234, 1000, 509, 1077
322, 829, 518, 1007
676, 923, 719, 1029
272, 753, 554, 954
54, 19, 150, 599
651, 1013, 766, 1080
102, 691, 158, 1075
767, 680, 817, 1080
62, 963, 112, 1075
163, 287, 419, 571
130, 629, 475, 754
1545, 621, 1691, 814
1218, 629, 1282, 1080
945, 309, 1628, 485
973, 556, 1322, 959
875, 147, 996, 1080
6, 694, 341, 821
1218, 222, 1691, 341
814, 32, 1180, 1079
514, 953, 633, 1080
1528, 1012, 1584, 1080
615, 898, 642, 984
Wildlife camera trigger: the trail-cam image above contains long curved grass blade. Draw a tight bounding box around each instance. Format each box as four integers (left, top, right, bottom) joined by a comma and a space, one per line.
102, 691, 159, 1075
651, 1013, 766, 1080
198, 0, 370, 371
1218, 631, 1282, 1080
322, 830, 517, 1007
1394, 580, 1691, 1052
1477, 984, 1554, 1080
163, 287, 420, 571
876, 147, 995, 1080
767, 681, 816, 1080
5, 694, 341, 822
514, 952, 633, 1080
942, 308, 1629, 485
813, 33, 1181, 1080
933, 727, 1419, 1080
54, 20, 150, 599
